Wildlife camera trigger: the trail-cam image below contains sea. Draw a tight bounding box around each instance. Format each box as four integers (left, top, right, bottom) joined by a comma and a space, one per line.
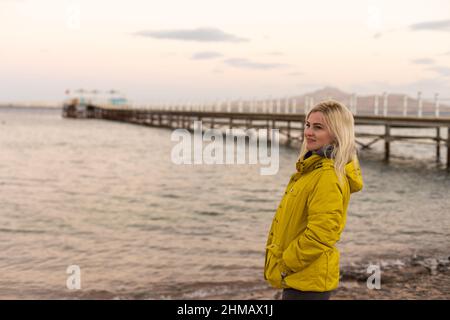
0, 106, 449, 299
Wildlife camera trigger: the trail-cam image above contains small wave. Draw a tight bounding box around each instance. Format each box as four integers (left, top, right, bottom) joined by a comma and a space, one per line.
236, 249, 264, 256
0, 228, 46, 235
195, 210, 222, 217
201, 263, 245, 271
179, 281, 271, 300
148, 280, 271, 300
160, 193, 181, 199
125, 223, 174, 233
241, 198, 273, 203
400, 230, 444, 236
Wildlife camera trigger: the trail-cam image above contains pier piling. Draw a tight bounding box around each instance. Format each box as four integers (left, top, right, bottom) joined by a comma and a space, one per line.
63, 103, 450, 171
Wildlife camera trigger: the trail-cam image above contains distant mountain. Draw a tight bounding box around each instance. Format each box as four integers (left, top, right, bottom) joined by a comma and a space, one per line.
295, 86, 350, 102
292, 86, 449, 116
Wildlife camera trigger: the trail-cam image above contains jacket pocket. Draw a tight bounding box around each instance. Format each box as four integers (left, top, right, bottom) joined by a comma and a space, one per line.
284, 251, 328, 291
264, 244, 283, 288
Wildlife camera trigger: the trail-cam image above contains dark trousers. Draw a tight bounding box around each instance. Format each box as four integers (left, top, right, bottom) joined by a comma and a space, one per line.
282, 288, 332, 300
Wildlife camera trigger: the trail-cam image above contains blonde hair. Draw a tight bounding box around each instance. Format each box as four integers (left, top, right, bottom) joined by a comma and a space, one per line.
298, 100, 357, 184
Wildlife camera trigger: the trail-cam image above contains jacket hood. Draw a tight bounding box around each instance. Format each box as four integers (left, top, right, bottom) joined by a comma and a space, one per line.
344, 157, 363, 193
296, 152, 363, 194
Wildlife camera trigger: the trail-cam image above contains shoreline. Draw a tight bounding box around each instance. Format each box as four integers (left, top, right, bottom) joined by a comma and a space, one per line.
2, 253, 448, 300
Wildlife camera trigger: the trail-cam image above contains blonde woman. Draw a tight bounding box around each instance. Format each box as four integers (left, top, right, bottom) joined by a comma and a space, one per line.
264, 100, 363, 300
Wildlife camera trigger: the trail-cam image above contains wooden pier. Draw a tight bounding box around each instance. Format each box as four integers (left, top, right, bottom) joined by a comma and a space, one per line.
63, 104, 450, 171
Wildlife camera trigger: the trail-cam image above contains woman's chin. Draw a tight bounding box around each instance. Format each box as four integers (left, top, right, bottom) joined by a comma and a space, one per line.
306, 144, 322, 151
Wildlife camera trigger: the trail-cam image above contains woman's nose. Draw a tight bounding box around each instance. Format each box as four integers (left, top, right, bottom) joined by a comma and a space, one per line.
305, 128, 313, 137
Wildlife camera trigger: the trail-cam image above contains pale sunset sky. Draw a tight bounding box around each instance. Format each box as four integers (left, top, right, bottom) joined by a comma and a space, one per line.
1, 0, 450, 104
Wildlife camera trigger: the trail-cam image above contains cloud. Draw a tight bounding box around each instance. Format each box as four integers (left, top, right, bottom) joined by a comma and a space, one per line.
373, 32, 382, 39
411, 58, 435, 65
409, 19, 450, 31
224, 58, 288, 70
191, 51, 223, 60
134, 27, 249, 43
429, 66, 450, 77
371, 27, 400, 39
376, 19, 450, 38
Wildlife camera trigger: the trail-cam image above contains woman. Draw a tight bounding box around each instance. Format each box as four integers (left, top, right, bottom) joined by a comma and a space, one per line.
264, 100, 363, 300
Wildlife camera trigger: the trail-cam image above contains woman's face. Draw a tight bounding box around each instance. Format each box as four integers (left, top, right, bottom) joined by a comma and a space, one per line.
304, 111, 334, 151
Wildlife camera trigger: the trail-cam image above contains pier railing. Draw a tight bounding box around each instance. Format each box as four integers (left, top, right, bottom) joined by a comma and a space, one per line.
63, 103, 450, 171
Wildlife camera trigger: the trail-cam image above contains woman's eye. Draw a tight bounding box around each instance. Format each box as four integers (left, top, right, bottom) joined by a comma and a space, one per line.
306, 123, 323, 129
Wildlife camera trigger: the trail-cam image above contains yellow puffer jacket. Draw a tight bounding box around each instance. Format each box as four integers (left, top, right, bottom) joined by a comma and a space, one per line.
264, 153, 363, 292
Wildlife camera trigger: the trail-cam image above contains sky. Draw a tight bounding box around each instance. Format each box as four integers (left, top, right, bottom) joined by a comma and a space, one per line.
1, 0, 450, 104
